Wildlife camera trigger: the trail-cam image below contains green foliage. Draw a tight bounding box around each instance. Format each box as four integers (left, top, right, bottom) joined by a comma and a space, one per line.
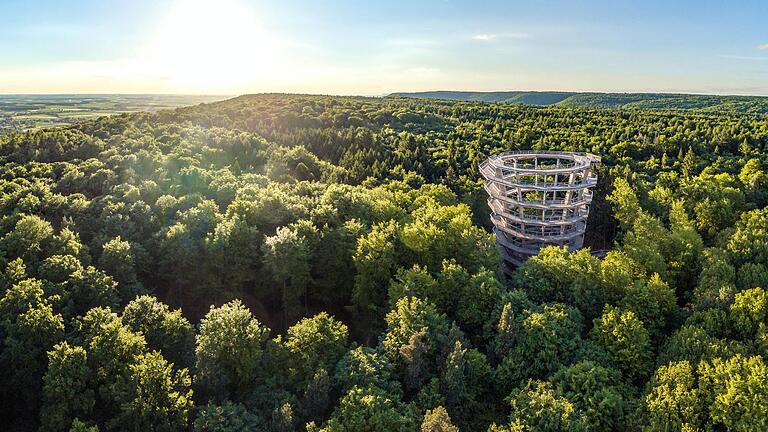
41, 343, 95, 432
645, 361, 702, 431
730, 287, 767, 338
496, 303, 585, 393
728, 208, 768, 267
316, 385, 417, 432
285, 312, 349, 381
645, 356, 768, 431
590, 306, 652, 383
110, 351, 193, 431
551, 362, 633, 432
619, 274, 677, 341
194, 401, 263, 432
122, 295, 195, 368
498, 380, 586, 432
0, 93, 767, 431
263, 226, 311, 328
195, 300, 269, 400
381, 296, 455, 393
421, 406, 459, 432
699, 355, 768, 431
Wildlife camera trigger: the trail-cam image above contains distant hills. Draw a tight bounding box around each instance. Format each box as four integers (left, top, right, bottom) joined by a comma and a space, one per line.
389, 91, 768, 115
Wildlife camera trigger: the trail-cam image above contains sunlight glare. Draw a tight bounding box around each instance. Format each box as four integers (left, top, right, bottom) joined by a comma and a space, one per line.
142, 0, 278, 92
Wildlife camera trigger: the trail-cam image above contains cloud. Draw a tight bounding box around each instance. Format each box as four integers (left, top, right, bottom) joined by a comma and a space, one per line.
472, 34, 496, 41
721, 54, 768, 61
758, 44, 768, 51
471, 32, 530, 42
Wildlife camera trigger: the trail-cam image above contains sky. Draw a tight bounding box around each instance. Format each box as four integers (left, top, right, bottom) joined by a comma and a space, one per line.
1, 0, 767, 96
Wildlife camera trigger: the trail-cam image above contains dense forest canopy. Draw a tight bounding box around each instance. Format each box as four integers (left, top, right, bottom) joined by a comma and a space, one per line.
0, 93, 767, 431
392, 91, 768, 115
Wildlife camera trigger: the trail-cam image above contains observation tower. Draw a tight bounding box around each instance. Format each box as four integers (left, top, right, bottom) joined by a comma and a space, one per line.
480, 151, 600, 274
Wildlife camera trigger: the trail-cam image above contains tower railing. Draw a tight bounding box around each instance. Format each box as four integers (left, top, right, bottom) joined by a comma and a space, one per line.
481, 151, 600, 273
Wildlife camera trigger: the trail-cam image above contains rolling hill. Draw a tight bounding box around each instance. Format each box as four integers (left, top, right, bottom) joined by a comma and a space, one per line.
390, 90, 768, 115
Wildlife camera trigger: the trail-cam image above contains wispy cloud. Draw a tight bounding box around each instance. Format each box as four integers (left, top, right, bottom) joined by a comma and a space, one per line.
471, 32, 531, 42
758, 44, 768, 51
472, 34, 496, 41
721, 54, 768, 61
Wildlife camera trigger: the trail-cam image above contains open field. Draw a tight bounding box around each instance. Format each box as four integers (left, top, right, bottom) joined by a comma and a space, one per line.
0, 94, 228, 134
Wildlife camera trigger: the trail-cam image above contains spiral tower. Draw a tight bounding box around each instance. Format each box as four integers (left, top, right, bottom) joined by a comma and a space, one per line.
480, 151, 601, 274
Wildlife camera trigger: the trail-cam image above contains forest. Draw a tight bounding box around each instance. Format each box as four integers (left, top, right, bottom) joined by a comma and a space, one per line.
0, 93, 767, 431
393, 91, 768, 115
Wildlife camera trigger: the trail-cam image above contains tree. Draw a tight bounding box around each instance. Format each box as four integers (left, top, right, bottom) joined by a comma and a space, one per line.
195, 300, 269, 401
737, 263, 768, 291
99, 236, 144, 302
351, 220, 400, 337
284, 312, 349, 383
122, 295, 195, 369
493, 380, 585, 432
682, 147, 696, 179
619, 273, 677, 341
514, 246, 600, 306
388, 265, 441, 310
194, 401, 263, 432
455, 268, 503, 337
607, 178, 643, 230
727, 208, 768, 267
263, 226, 310, 329
110, 351, 193, 432
205, 214, 262, 302
739, 158, 768, 206
730, 287, 767, 338
61, 266, 120, 319
496, 303, 584, 392
644, 361, 702, 431
314, 385, 416, 432
41, 343, 95, 432
0, 214, 54, 267
658, 325, 741, 365
421, 406, 459, 432
381, 296, 453, 392
590, 306, 652, 383
699, 355, 768, 431
0, 278, 64, 427
551, 362, 631, 432
334, 346, 398, 395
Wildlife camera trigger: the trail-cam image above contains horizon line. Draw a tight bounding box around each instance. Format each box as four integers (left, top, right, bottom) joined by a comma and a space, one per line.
1, 89, 768, 98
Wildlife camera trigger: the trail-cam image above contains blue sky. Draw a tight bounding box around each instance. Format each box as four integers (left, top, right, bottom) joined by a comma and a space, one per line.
1, 0, 767, 95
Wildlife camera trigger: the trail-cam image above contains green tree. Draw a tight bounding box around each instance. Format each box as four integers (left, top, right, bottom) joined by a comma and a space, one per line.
497, 303, 584, 391
727, 208, 768, 267
590, 306, 652, 383
99, 236, 144, 303
314, 385, 416, 432
381, 296, 453, 392
194, 401, 263, 432
644, 361, 702, 432
351, 221, 400, 338
551, 362, 631, 432
421, 406, 459, 432
110, 351, 193, 431
698, 355, 768, 431
122, 295, 195, 369
284, 312, 349, 382
195, 300, 269, 401
619, 273, 677, 341
0, 278, 64, 427
494, 380, 585, 432
263, 226, 311, 329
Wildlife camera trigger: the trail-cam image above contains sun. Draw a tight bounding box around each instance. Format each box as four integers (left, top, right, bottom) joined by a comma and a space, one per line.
141, 0, 278, 92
